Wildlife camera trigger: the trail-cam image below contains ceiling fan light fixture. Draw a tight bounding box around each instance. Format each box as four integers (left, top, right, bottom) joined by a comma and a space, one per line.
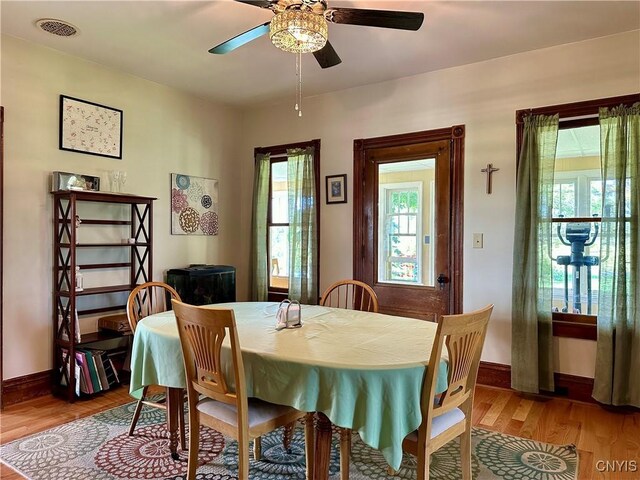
270, 10, 328, 54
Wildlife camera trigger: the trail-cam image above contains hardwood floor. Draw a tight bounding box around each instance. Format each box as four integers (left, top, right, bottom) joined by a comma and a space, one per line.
1, 385, 639, 479
472, 386, 640, 480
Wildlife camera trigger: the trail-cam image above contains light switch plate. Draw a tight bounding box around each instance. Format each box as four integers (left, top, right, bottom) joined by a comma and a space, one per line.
473, 233, 483, 249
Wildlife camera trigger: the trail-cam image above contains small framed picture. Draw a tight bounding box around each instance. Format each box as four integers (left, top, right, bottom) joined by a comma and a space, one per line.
326, 174, 347, 204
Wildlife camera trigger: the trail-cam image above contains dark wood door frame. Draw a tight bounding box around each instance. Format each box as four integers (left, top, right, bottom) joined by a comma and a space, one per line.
1, 106, 4, 408
353, 125, 465, 315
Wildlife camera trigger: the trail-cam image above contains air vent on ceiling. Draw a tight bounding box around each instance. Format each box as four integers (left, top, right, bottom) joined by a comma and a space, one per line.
36, 18, 79, 37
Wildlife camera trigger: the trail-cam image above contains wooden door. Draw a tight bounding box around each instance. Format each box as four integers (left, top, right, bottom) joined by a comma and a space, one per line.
353, 127, 464, 321
1, 106, 4, 408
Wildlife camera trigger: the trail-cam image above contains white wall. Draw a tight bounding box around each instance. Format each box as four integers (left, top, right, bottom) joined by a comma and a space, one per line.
1, 35, 243, 379
238, 30, 640, 377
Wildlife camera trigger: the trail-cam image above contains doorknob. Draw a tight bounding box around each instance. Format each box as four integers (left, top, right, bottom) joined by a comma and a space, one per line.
437, 273, 448, 290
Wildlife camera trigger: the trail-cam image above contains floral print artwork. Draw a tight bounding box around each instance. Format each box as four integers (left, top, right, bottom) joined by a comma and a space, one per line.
171, 173, 219, 235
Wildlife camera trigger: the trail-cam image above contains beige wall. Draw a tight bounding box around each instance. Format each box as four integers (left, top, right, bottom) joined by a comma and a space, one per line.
238, 30, 640, 378
1, 35, 243, 379
2, 29, 638, 381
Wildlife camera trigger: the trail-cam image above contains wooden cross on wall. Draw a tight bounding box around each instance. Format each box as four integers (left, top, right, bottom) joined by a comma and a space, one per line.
481, 163, 500, 194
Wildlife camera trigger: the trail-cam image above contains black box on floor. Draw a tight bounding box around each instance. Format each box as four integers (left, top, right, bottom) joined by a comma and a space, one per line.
166, 264, 236, 306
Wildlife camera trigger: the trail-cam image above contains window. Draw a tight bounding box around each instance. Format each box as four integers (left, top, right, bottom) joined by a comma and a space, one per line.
376, 158, 436, 287
552, 125, 601, 317
255, 140, 320, 300
269, 160, 289, 290
378, 183, 422, 284
516, 93, 639, 340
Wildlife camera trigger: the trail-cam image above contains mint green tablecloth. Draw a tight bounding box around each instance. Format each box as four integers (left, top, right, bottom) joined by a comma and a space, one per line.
129, 302, 448, 470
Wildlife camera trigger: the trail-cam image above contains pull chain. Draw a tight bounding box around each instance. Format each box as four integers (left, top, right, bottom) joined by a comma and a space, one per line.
295, 50, 303, 117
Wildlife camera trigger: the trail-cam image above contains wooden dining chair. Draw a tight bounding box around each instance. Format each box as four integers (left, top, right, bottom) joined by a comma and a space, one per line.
319, 279, 379, 313
394, 304, 493, 480
126, 281, 186, 448
172, 300, 313, 480
319, 279, 378, 480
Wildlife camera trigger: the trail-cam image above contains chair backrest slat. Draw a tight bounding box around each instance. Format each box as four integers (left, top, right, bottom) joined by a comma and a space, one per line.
127, 281, 181, 333
320, 279, 379, 313
421, 305, 493, 428
172, 300, 245, 407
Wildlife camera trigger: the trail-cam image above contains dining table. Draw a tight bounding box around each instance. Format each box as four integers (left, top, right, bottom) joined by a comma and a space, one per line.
129, 301, 448, 480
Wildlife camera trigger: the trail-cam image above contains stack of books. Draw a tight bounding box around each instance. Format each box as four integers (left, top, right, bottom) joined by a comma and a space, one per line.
61, 348, 120, 396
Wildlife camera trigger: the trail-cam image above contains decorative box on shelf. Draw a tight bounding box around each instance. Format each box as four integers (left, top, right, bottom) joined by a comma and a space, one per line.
52, 171, 100, 192
98, 313, 132, 335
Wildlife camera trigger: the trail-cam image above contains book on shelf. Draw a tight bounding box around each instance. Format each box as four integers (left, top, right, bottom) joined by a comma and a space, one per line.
95, 350, 120, 388
78, 349, 102, 393
61, 349, 86, 397
84, 349, 119, 390
108, 356, 121, 385
94, 351, 110, 391
74, 351, 93, 394
74, 362, 82, 397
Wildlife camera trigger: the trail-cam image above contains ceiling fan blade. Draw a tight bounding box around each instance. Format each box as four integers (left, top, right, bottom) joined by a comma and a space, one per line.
234, 0, 275, 9
209, 22, 270, 54
313, 41, 342, 69
327, 8, 424, 31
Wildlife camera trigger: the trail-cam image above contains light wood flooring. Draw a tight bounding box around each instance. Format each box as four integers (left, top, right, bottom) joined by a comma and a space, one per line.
1, 385, 639, 479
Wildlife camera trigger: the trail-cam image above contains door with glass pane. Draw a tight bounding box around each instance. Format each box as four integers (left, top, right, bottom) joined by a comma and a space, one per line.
354, 128, 464, 321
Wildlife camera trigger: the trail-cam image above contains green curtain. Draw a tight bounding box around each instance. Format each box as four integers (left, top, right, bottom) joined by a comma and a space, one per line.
250, 153, 271, 301
511, 114, 559, 394
593, 103, 640, 407
287, 147, 318, 304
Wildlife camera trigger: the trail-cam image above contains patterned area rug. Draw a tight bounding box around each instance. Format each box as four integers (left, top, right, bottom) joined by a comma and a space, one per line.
1, 400, 578, 480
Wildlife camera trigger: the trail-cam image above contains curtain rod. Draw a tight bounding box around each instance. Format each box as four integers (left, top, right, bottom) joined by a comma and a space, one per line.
560, 113, 598, 122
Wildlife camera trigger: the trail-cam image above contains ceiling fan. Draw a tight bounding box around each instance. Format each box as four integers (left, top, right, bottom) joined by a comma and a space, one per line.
209, 0, 425, 69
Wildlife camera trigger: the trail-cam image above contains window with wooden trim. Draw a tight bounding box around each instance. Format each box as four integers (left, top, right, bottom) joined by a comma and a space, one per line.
255, 140, 320, 301
269, 159, 289, 290
516, 93, 639, 340
552, 125, 601, 318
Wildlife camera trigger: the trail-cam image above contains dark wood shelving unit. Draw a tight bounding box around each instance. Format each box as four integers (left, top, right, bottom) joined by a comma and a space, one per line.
56, 329, 132, 348
57, 284, 136, 297
56, 242, 151, 247
76, 262, 132, 270
63, 219, 133, 225
52, 190, 156, 402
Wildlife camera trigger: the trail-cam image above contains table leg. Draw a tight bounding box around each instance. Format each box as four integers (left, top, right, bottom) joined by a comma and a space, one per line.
165, 387, 182, 460
313, 412, 332, 480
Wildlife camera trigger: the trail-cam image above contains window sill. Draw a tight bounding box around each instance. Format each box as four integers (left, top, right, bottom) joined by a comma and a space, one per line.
267, 290, 288, 302
552, 312, 596, 340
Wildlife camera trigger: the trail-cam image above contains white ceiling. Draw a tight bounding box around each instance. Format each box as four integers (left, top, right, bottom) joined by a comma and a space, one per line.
2, 1, 639, 108
557, 125, 600, 159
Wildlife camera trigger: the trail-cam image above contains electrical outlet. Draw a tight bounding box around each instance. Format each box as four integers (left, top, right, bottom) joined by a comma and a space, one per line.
473, 233, 483, 249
